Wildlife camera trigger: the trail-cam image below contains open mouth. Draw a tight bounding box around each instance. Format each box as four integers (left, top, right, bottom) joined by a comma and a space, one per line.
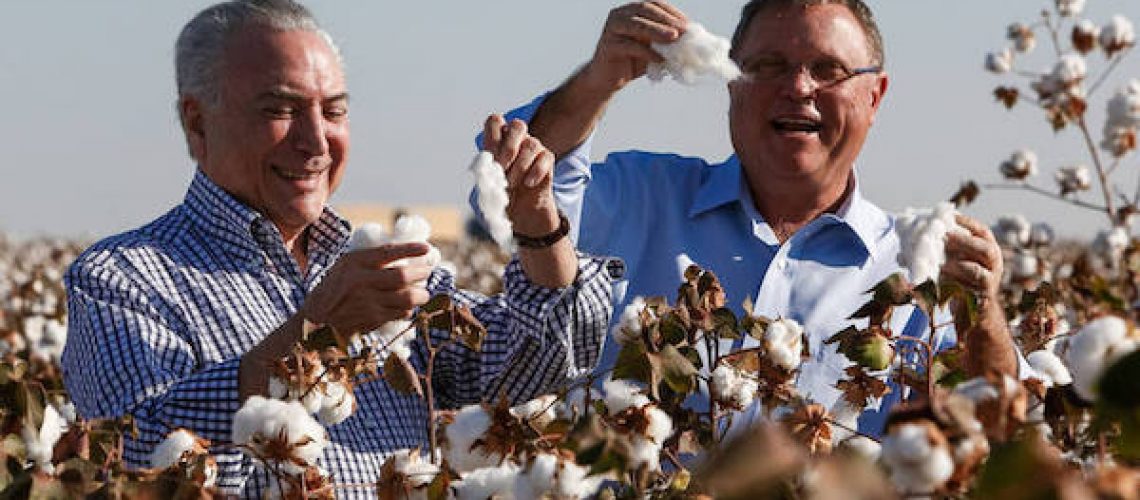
771, 117, 822, 134
272, 165, 325, 181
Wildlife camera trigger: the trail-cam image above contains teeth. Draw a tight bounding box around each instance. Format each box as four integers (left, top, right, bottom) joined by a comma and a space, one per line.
773, 118, 821, 132
275, 167, 322, 181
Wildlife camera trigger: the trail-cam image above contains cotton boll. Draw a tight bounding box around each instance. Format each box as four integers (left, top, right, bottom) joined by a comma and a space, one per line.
1102, 80, 1140, 156
446, 405, 501, 473
347, 222, 388, 252
470, 152, 515, 253
881, 423, 955, 494
1066, 316, 1140, 401
999, 149, 1037, 179
376, 319, 415, 360
953, 377, 1002, 404
1008, 22, 1037, 52
895, 202, 963, 285
390, 214, 432, 244
993, 214, 1032, 248
985, 48, 1013, 74
1056, 0, 1085, 17
1091, 226, 1130, 264
510, 394, 557, 431
828, 399, 862, 444
1009, 250, 1039, 279
232, 396, 328, 471
1101, 15, 1136, 56
613, 296, 648, 345
710, 364, 757, 409
1030, 222, 1055, 246
1054, 53, 1087, 85
648, 22, 741, 84
1073, 19, 1100, 53
317, 378, 356, 426
1027, 350, 1073, 387
764, 318, 805, 371
603, 378, 650, 413
1055, 164, 1093, 195
21, 403, 67, 473
454, 463, 520, 500
392, 448, 441, 488
514, 453, 601, 499
151, 429, 200, 469
839, 436, 882, 461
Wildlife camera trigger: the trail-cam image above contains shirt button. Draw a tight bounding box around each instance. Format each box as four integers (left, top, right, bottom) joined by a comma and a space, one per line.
605, 258, 626, 279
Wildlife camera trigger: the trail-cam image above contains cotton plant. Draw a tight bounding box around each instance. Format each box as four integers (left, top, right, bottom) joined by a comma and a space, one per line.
150, 428, 218, 488
647, 21, 741, 84
231, 396, 330, 476
266, 344, 356, 426
983, 5, 1140, 235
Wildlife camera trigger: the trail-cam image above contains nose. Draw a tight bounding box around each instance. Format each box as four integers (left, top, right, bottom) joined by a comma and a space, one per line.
291, 107, 330, 157
780, 65, 817, 100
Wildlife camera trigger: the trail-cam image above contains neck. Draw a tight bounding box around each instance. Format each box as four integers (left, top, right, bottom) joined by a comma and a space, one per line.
279, 225, 310, 273
747, 171, 854, 243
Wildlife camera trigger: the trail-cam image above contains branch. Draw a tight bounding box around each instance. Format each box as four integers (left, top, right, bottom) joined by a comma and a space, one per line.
982, 182, 1108, 212
1087, 47, 1134, 97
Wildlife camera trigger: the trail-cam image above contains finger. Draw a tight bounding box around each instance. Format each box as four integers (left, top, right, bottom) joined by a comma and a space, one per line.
955, 214, 997, 244
483, 114, 506, 152
373, 286, 431, 310
945, 230, 1002, 271
507, 137, 543, 189
941, 260, 991, 293
354, 243, 430, 269
605, 35, 666, 63
525, 150, 554, 189
496, 119, 529, 170
611, 14, 683, 43
369, 264, 433, 290
648, 0, 688, 26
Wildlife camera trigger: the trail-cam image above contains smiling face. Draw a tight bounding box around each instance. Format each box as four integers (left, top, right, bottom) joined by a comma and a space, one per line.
182, 27, 349, 241
728, 3, 887, 194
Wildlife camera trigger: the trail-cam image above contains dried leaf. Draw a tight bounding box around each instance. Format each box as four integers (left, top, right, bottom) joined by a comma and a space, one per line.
383, 353, 423, 397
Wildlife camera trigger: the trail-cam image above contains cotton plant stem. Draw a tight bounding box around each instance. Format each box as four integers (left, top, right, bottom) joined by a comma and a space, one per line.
1088, 49, 1132, 97
1076, 115, 1119, 224
982, 182, 1107, 212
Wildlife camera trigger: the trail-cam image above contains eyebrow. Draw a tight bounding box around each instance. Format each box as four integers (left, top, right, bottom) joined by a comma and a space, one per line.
258, 89, 350, 104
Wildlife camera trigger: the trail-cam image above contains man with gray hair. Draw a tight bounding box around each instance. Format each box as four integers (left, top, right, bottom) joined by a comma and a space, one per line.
478, 0, 1020, 435
62, 0, 617, 495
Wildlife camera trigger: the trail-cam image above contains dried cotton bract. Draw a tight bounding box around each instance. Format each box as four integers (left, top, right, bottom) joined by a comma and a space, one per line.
648, 22, 741, 84
1008, 22, 1036, 53
895, 202, 964, 285
470, 151, 515, 252
1073, 19, 1100, 54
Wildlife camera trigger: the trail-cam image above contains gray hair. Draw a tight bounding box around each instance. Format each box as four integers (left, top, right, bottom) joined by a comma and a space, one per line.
729, 0, 884, 67
174, 0, 340, 107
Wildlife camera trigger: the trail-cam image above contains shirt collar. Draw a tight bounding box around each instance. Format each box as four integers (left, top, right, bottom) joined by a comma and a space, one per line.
182, 170, 352, 267
689, 157, 891, 261
688, 155, 744, 218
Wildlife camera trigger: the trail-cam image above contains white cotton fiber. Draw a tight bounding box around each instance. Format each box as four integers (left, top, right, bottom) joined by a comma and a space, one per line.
470, 151, 515, 252
648, 22, 742, 84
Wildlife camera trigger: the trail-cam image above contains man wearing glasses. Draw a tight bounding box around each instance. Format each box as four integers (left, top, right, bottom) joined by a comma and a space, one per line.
479, 0, 1018, 435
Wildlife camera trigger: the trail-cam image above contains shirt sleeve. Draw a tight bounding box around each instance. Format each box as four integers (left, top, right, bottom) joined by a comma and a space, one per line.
62, 259, 251, 492
421, 254, 616, 408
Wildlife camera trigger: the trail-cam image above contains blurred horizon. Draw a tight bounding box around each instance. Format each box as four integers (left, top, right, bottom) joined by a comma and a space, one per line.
3, 1, 1140, 241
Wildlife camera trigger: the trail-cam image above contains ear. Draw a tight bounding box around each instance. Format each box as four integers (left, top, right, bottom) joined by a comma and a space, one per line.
869, 71, 889, 111
178, 95, 207, 162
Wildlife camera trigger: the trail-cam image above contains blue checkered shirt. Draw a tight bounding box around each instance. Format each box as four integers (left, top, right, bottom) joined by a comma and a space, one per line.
62, 171, 616, 497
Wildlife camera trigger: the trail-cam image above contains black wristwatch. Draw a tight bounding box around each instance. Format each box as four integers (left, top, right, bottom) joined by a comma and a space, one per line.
513, 211, 570, 249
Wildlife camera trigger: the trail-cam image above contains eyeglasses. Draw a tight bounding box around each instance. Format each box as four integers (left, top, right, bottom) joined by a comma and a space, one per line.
738, 58, 882, 89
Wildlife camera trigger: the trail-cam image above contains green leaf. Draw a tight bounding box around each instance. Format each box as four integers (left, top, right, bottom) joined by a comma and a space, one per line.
912, 279, 938, 323
747, 315, 772, 342
870, 273, 912, 305
0, 360, 27, 385
711, 308, 741, 340
659, 313, 688, 345
383, 353, 423, 397
613, 342, 654, 388
651, 345, 698, 395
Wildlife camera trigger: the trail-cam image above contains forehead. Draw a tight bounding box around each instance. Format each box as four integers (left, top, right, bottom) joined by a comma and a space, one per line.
736, 4, 872, 63
219, 27, 345, 99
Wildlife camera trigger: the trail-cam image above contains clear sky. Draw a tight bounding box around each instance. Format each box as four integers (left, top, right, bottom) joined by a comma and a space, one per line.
3, 1, 1140, 240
